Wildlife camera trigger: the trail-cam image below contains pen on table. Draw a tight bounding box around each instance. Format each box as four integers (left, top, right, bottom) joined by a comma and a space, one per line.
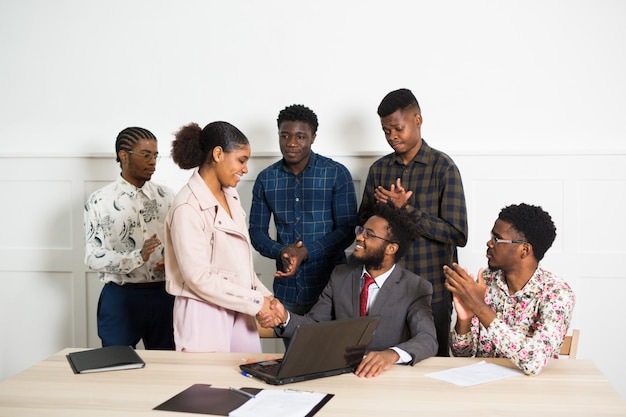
229, 386, 255, 399
240, 371, 253, 378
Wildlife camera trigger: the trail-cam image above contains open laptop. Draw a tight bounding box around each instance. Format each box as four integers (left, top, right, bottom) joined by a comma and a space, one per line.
240, 316, 380, 385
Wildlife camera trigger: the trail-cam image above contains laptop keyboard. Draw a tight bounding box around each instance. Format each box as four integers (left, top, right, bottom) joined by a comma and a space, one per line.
256, 360, 282, 376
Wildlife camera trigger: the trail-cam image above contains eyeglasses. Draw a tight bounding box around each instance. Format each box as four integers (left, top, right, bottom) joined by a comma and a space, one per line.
490, 234, 528, 245
355, 225, 398, 244
125, 151, 161, 162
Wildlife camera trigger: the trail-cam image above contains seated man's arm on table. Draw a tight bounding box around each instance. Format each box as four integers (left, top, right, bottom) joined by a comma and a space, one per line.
356, 273, 438, 378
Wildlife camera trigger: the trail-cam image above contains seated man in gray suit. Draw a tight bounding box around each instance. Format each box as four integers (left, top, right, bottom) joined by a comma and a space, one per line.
257, 202, 438, 378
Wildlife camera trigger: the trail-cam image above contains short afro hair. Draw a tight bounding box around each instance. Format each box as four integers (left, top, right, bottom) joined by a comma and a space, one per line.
277, 104, 318, 134
372, 201, 421, 263
377, 88, 421, 118
498, 203, 557, 261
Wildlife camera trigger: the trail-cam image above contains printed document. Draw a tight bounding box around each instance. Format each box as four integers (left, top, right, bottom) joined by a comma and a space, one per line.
426, 360, 523, 386
229, 389, 329, 417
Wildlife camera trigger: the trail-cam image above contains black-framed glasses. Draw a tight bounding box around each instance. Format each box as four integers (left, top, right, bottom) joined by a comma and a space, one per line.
355, 225, 398, 244
125, 151, 161, 162
490, 234, 528, 245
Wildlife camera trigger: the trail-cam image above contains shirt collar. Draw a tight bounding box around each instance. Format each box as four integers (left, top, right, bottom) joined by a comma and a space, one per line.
389, 139, 431, 167
280, 151, 318, 174
361, 264, 396, 287
494, 266, 544, 298
116, 175, 154, 199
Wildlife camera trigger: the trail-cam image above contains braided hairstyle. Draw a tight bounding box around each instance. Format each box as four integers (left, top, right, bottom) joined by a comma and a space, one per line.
277, 104, 319, 134
115, 127, 157, 163
498, 203, 557, 261
377, 88, 421, 118
171, 121, 249, 170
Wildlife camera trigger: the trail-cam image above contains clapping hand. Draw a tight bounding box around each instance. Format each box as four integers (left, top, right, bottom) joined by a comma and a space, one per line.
141, 233, 162, 262
154, 259, 165, 272
374, 178, 413, 208
274, 241, 308, 278
443, 263, 485, 320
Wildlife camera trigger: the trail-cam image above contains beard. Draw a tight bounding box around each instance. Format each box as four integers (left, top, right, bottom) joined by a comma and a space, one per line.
348, 245, 386, 271
486, 257, 502, 271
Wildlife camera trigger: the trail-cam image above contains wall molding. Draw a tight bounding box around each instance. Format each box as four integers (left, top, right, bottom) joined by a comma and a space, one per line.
1, 152, 625, 399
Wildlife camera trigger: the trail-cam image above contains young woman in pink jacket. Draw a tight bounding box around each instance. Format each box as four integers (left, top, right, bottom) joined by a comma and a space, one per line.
164, 121, 275, 352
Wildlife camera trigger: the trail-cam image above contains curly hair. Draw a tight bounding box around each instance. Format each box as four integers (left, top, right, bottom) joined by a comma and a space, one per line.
115, 127, 157, 163
372, 201, 421, 263
377, 88, 421, 118
498, 203, 557, 261
171, 121, 249, 170
277, 104, 318, 134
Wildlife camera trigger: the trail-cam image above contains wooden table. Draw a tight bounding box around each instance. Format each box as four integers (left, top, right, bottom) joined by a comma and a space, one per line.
1, 348, 625, 416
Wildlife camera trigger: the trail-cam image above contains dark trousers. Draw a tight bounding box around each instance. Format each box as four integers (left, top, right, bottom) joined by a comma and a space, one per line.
97, 282, 175, 350
431, 294, 453, 357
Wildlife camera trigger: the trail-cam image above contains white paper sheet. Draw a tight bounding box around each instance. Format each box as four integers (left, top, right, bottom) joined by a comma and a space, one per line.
425, 360, 523, 386
229, 389, 329, 417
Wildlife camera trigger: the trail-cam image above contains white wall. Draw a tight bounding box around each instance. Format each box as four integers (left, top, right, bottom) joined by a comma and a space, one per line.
1, 1, 625, 156
1, 0, 625, 401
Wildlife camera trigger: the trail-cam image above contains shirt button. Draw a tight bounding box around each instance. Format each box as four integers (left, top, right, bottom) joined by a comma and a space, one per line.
295, 197, 300, 202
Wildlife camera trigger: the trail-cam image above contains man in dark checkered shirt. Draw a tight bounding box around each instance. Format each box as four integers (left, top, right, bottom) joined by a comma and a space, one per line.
250, 104, 358, 321
358, 89, 468, 356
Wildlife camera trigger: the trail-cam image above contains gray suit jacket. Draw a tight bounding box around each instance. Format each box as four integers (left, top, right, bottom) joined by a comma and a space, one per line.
276, 263, 438, 365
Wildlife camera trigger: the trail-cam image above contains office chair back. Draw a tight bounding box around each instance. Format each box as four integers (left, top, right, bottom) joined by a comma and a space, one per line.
559, 329, 580, 359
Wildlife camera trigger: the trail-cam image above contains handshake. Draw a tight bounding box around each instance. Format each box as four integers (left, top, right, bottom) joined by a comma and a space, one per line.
257, 296, 288, 329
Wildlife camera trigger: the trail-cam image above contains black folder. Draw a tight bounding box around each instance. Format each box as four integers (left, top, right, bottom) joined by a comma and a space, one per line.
153, 384, 333, 416
154, 385, 259, 415
66, 345, 145, 374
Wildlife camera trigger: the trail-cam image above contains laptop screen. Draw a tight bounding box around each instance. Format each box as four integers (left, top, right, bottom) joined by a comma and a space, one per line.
240, 316, 380, 384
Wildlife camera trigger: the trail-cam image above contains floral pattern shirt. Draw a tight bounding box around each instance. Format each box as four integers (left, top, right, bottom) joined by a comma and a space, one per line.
84, 175, 174, 284
450, 266, 575, 375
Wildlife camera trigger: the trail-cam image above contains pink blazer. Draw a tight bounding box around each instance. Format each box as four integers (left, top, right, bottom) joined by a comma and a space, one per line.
165, 170, 272, 316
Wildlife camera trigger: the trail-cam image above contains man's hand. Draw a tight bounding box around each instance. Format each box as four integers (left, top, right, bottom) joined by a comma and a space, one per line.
443, 264, 486, 312
256, 297, 287, 328
354, 349, 399, 378
141, 233, 161, 262
451, 293, 473, 321
154, 259, 165, 272
374, 178, 413, 208
274, 241, 308, 278
444, 263, 495, 329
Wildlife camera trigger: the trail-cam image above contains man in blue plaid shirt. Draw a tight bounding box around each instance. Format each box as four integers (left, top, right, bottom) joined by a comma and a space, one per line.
358, 89, 468, 356
250, 104, 357, 319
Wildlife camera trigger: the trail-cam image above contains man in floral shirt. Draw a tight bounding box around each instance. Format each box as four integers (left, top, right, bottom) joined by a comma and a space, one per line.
84, 127, 175, 349
443, 203, 575, 375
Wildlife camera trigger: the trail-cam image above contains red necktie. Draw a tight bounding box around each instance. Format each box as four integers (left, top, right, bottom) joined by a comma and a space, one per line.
359, 273, 376, 316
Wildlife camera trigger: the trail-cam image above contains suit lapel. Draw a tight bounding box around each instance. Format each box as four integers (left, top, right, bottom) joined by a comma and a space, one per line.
352, 268, 362, 317
368, 266, 402, 316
